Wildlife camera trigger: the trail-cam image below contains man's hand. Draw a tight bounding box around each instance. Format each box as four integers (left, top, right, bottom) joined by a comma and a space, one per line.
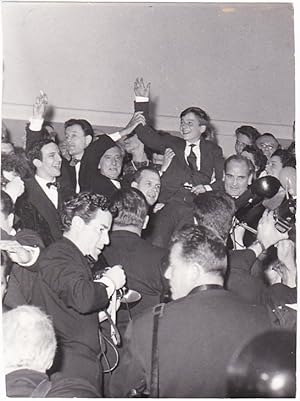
33, 90, 48, 120
153, 203, 165, 214
119, 111, 146, 138
160, 148, 175, 173
0, 241, 33, 264
4, 176, 25, 203
134, 77, 150, 98
257, 210, 289, 249
191, 185, 206, 195
102, 265, 126, 290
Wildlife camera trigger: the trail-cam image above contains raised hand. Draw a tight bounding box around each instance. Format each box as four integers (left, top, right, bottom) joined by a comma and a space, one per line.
33, 90, 48, 119
191, 185, 206, 195
134, 77, 150, 97
120, 111, 146, 138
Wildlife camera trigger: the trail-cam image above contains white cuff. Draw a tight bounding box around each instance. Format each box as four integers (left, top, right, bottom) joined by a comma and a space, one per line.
109, 131, 121, 142
204, 185, 212, 191
18, 246, 40, 267
135, 96, 149, 102
29, 118, 44, 131
97, 276, 116, 298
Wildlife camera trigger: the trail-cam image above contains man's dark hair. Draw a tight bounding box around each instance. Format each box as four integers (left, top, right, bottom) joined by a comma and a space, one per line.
111, 188, 149, 229
132, 166, 160, 185
64, 119, 94, 140
60, 192, 115, 232
242, 145, 267, 177
257, 133, 280, 145
235, 125, 261, 143
180, 107, 210, 124
193, 191, 236, 243
26, 138, 56, 170
1, 190, 14, 217
170, 224, 227, 278
224, 154, 253, 175
271, 149, 296, 168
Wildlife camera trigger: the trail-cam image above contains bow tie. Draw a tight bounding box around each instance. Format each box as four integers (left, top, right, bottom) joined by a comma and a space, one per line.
46, 181, 60, 189
69, 158, 81, 167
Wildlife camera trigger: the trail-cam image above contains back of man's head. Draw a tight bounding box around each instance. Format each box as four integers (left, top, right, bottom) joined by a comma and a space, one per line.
3, 305, 57, 374
111, 188, 149, 230
193, 191, 236, 243
170, 224, 227, 279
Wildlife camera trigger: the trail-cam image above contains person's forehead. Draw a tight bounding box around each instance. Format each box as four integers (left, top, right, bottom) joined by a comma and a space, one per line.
41, 142, 59, 154
139, 170, 160, 183
181, 112, 198, 121
88, 209, 112, 226
270, 155, 281, 164
226, 160, 249, 175
257, 136, 277, 145
65, 124, 85, 136
103, 146, 122, 157
237, 133, 251, 142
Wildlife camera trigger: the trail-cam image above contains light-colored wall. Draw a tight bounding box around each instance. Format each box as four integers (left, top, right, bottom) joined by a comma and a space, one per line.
2, 2, 295, 157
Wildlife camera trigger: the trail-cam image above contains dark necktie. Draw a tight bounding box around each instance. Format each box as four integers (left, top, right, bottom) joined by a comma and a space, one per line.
46, 181, 60, 190
69, 158, 81, 167
187, 144, 198, 171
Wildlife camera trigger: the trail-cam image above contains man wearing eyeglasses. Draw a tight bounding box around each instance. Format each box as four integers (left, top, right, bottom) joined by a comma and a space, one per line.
255, 133, 279, 160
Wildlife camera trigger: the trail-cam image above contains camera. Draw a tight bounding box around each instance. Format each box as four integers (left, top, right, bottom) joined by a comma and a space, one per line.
273, 197, 296, 233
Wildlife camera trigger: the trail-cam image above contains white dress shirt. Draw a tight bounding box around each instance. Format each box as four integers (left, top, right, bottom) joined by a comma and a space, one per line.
35, 175, 58, 208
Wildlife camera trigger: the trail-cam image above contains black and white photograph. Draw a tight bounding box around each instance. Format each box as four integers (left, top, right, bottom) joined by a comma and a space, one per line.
0, 1, 297, 398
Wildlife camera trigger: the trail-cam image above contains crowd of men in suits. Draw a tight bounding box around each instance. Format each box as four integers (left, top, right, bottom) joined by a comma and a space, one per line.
0, 77, 297, 397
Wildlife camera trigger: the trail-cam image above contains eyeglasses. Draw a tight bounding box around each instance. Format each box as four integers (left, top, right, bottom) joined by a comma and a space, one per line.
257, 143, 276, 150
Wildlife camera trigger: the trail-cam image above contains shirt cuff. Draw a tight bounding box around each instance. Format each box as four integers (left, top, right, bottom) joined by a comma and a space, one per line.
204, 185, 212, 191
135, 96, 149, 102
97, 276, 116, 298
109, 131, 121, 142
29, 118, 44, 131
18, 246, 40, 267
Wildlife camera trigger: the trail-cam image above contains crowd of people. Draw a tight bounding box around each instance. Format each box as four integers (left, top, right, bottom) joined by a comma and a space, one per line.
0, 77, 296, 397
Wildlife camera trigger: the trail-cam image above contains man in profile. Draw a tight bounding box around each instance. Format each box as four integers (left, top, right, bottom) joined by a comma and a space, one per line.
31, 192, 126, 394
110, 224, 271, 397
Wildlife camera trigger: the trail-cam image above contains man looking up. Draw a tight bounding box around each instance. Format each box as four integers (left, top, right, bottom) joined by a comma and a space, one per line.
110, 224, 271, 397
31, 192, 126, 394
15, 139, 74, 246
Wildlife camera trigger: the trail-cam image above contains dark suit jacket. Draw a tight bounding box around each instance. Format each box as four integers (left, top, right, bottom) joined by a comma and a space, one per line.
90, 173, 121, 200
134, 102, 224, 203
103, 230, 166, 321
31, 237, 109, 392
110, 287, 272, 398
15, 176, 73, 247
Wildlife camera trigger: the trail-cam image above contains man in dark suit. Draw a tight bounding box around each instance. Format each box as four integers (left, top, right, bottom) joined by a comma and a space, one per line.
30, 192, 126, 394
125, 77, 224, 204
15, 139, 74, 247
103, 188, 166, 324
110, 224, 272, 398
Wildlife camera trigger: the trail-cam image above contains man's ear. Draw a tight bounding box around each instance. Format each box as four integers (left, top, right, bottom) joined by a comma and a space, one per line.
33, 158, 42, 169
131, 181, 138, 189
248, 173, 253, 186
199, 125, 207, 134
85, 135, 93, 148
72, 215, 84, 230
142, 215, 149, 230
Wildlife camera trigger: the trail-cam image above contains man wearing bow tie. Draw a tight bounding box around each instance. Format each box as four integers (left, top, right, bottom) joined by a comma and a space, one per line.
15, 139, 74, 246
